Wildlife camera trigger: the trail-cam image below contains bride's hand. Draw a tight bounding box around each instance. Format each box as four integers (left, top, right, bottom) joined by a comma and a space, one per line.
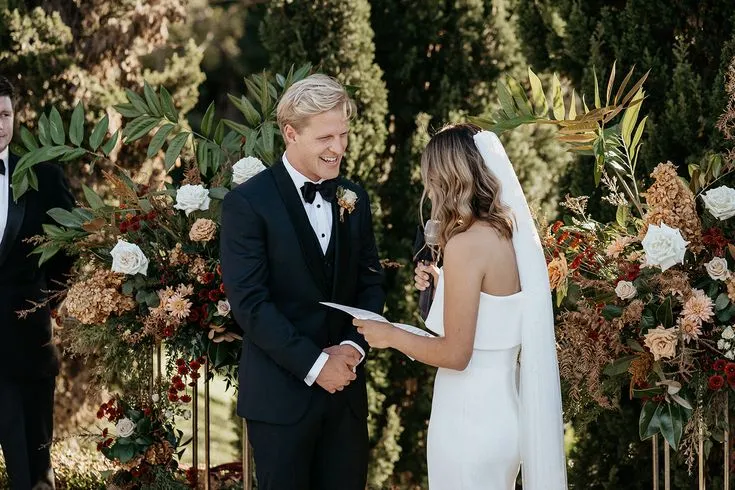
353, 319, 395, 349
414, 262, 439, 291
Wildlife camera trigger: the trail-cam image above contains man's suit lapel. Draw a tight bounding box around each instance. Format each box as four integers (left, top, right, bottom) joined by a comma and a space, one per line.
0, 154, 26, 267
331, 196, 351, 302
271, 160, 331, 296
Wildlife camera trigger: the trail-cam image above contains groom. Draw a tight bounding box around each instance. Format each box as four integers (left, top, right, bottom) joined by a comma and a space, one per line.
220, 74, 385, 489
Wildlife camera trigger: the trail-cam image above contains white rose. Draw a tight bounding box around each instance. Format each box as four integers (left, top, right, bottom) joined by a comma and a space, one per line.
182, 410, 192, 421
723, 326, 735, 340
173, 184, 211, 216
702, 186, 735, 220
232, 156, 266, 185
340, 189, 358, 207
726, 350, 735, 360
615, 280, 637, 300
215, 299, 231, 317
719, 339, 727, 350
706, 257, 731, 281
151, 394, 160, 403
165, 409, 174, 419
110, 240, 149, 276
115, 418, 135, 438
641, 223, 688, 271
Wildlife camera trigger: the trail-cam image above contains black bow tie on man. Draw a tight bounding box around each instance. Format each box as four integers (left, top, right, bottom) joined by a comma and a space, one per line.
0, 158, 5, 176
301, 179, 338, 203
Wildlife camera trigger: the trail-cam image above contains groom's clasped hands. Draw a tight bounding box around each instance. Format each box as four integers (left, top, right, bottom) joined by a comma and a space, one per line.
315, 345, 361, 394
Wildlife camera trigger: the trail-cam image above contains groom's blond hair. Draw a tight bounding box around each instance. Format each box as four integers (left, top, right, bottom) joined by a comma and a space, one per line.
276, 74, 356, 133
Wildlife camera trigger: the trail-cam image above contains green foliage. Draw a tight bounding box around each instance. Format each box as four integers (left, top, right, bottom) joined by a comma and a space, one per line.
261, 0, 388, 192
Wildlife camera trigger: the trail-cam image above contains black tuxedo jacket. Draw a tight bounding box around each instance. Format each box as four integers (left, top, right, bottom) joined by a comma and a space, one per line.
0, 154, 74, 379
220, 160, 385, 424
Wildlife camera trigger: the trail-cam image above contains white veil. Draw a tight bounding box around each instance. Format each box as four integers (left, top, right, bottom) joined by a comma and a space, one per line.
473, 131, 568, 489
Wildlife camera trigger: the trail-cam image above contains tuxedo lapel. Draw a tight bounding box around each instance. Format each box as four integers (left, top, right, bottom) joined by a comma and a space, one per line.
0, 154, 26, 267
271, 160, 330, 296
330, 196, 352, 302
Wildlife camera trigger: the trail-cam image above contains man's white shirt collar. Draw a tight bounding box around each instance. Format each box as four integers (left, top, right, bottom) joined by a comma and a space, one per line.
282, 152, 324, 199
0, 146, 8, 174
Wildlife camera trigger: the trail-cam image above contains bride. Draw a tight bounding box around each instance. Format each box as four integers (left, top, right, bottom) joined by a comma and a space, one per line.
353, 124, 567, 489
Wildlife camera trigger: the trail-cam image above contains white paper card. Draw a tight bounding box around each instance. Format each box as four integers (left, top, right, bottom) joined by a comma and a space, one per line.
320, 302, 435, 362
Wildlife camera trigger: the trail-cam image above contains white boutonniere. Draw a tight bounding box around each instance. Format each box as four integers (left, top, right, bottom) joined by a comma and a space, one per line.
336, 187, 357, 222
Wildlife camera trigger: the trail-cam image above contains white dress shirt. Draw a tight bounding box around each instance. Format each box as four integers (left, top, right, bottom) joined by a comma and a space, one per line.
0, 146, 9, 246
281, 153, 365, 386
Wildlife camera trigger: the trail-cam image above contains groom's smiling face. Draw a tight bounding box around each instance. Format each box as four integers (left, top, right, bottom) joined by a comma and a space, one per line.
283, 107, 349, 182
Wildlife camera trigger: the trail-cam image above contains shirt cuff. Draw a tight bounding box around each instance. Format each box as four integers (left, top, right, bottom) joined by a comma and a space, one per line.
340, 341, 366, 365
304, 352, 329, 386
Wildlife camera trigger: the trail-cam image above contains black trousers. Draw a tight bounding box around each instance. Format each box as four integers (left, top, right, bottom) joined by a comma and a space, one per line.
0, 376, 55, 490
246, 388, 368, 490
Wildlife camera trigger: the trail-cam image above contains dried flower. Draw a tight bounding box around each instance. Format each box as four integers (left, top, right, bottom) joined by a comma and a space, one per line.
547, 255, 569, 290
643, 326, 678, 361
189, 218, 217, 242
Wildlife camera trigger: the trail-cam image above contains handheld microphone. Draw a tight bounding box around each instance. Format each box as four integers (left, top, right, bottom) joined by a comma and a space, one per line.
413, 220, 440, 319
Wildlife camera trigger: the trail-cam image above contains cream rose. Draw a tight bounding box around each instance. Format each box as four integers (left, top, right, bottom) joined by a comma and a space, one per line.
702, 185, 735, 220
232, 156, 266, 185
641, 223, 688, 271
189, 218, 217, 242
643, 326, 679, 361
723, 325, 735, 340
115, 417, 136, 438
110, 240, 149, 276
547, 255, 568, 290
615, 280, 637, 300
215, 299, 231, 317
706, 257, 730, 281
174, 184, 211, 216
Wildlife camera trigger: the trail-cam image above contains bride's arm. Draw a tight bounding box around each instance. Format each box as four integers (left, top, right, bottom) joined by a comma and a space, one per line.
356, 234, 484, 371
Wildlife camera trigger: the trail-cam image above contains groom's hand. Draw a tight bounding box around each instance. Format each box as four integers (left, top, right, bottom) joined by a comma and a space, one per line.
316, 355, 358, 394
323, 344, 361, 364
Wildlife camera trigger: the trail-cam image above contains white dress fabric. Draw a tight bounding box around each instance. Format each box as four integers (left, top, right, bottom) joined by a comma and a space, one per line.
425, 268, 523, 490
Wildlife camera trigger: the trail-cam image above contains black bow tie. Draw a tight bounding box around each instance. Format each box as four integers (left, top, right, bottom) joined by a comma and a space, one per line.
0, 159, 5, 176
301, 179, 337, 203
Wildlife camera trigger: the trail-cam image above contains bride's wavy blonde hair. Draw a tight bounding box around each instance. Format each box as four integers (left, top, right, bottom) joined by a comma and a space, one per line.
420, 123, 514, 249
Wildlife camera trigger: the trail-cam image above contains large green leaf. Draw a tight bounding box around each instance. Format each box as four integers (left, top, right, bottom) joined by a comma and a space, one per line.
69, 103, 85, 146
47, 208, 84, 228
82, 184, 105, 210
160, 86, 178, 122
621, 89, 644, 147
143, 81, 163, 117
101, 130, 120, 157
639, 401, 660, 440
49, 107, 65, 145
123, 116, 159, 143
89, 115, 109, 151
551, 74, 565, 120
164, 132, 189, 171
147, 123, 175, 158
201, 102, 216, 137
20, 126, 38, 151
496, 79, 517, 119
125, 89, 149, 114
506, 77, 532, 117
527, 68, 547, 116
228, 94, 261, 127
37, 113, 51, 146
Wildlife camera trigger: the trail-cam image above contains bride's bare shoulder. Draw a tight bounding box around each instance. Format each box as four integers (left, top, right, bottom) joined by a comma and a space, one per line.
444, 223, 510, 261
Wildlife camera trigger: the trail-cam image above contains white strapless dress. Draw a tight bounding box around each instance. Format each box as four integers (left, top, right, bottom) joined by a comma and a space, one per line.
424, 269, 523, 490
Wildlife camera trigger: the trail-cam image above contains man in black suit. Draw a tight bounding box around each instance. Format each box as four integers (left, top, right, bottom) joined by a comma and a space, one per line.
221, 74, 385, 490
0, 76, 74, 489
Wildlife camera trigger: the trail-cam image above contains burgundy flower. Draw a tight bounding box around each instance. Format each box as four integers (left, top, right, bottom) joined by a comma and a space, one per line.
714, 359, 727, 371
202, 272, 215, 284
219, 283, 226, 294
180, 394, 192, 403
728, 374, 735, 387
207, 290, 220, 302
726, 363, 735, 376
189, 360, 201, 371
168, 393, 179, 402
175, 358, 185, 367
709, 374, 725, 390
188, 309, 200, 322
